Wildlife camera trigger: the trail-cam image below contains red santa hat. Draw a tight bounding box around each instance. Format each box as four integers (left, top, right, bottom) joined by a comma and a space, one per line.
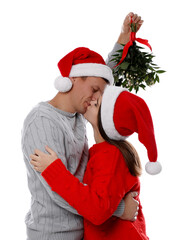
101, 86, 162, 175
55, 47, 114, 92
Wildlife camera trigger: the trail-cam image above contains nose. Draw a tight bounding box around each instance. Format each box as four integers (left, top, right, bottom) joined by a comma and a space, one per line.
92, 91, 101, 100
90, 100, 98, 106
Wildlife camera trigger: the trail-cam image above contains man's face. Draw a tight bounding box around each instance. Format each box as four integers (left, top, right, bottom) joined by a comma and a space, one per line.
70, 76, 107, 114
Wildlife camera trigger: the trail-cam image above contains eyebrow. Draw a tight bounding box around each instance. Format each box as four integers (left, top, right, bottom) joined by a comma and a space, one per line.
94, 86, 100, 90
93, 85, 103, 95
96, 86, 103, 94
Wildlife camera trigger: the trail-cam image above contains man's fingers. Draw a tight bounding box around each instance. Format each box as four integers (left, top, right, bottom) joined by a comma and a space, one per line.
131, 191, 138, 198
138, 20, 144, 25
135, 16, 141, 24
131, 210, 139, 221
131, 216, 137, 222
127, 12, 143, 24
132, 14, 138, 22
128, 12, 134, 18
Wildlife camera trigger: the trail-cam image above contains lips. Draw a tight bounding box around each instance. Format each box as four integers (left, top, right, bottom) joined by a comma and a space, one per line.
85, 101, 91, 107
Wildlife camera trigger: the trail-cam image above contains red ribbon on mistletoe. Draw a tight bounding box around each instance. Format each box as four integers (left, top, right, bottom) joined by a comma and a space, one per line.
114, 17, 152, 68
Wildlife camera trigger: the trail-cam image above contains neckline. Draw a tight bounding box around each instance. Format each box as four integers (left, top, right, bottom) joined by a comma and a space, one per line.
40, 101, 77, 118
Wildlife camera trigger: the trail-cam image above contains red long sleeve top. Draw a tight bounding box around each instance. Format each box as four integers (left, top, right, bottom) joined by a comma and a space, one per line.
42, 141, 149, 240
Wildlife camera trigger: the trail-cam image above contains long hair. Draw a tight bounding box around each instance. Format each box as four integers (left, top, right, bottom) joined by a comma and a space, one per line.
98, 106, 142, 177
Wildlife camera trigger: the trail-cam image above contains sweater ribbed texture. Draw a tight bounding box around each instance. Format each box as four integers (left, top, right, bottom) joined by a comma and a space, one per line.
22, 102, 88, 240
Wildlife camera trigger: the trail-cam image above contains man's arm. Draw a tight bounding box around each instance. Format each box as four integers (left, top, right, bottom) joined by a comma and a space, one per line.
22, 115, 81, 215
106, 12, 144, 69
105, 12, 143, 220
117, 12, 143, 45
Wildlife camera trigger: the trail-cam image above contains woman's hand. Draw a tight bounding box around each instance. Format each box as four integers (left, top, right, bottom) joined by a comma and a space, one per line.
30, 146, 58, 172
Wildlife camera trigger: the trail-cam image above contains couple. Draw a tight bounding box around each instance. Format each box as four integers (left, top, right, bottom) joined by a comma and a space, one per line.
22, 13, 161, 240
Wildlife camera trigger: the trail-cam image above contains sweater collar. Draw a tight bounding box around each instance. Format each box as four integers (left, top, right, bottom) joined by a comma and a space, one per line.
40, 101, 77, 118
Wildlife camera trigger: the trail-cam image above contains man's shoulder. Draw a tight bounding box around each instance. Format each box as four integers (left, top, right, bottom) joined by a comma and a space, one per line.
22, 102, 57, 132
26, 101, 64, 119
22, 102, 86, 140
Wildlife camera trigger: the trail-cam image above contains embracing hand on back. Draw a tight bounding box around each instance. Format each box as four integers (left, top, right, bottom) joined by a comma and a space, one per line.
119, 192, 139, 221
30, 146, 58, 172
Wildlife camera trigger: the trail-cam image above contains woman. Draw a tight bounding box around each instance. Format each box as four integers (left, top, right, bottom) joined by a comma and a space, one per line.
30, 86, 161, 240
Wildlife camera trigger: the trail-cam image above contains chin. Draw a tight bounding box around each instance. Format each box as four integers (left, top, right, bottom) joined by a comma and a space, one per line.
84, 116, 92, 125
83, 112, 89, 120
80, 107, 87, 115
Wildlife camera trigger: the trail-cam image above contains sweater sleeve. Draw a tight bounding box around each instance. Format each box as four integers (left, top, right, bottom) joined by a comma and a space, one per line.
112, 199, 125, 217
22, 115, 81, 216
42, 148, 128, 225
106, 42, 124, 69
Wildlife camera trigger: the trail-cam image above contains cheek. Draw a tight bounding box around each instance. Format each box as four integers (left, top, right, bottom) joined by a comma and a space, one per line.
80, 87, 93, 101
91, 108, 99, 122
73, 86, 86, 103
83, 85, 94, 98
85, 107, 98, 121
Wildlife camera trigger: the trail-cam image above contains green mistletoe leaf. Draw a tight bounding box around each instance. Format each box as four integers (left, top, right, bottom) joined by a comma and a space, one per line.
112, 42, 165, 93
120, 62, 130, 70
156, 70, 166, 74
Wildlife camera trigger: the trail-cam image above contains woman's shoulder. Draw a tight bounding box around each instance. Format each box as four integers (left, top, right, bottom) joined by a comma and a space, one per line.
89, 141, 125, 169
89, 141, 122, 156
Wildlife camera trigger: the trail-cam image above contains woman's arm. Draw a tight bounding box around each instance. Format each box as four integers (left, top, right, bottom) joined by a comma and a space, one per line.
31, 146, 130, 225
42, 160, 124, 225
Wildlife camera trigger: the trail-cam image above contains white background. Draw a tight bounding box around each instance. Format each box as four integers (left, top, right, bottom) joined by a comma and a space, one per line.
0, 0, 184, 239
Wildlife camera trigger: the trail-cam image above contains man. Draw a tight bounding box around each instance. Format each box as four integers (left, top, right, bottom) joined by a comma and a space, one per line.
22, 12, 143, 240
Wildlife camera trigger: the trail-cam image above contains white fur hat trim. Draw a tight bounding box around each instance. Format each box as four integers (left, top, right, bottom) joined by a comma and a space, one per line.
101, 86, 128, 140
145, 161, 162, 175
69, 63, 114, 85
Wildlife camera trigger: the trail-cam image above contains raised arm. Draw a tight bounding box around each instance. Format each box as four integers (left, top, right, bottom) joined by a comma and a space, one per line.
106, 12, 144, 69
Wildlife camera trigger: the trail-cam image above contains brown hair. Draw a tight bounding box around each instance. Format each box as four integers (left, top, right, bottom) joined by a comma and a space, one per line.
98, 106, 142, 177
81, 76, 109, 84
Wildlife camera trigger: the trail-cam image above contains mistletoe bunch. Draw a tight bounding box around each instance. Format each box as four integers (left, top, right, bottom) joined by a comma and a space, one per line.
111, 22, 165, 93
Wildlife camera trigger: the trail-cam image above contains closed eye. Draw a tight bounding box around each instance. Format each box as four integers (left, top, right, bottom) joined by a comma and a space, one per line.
92, 88, 98, 93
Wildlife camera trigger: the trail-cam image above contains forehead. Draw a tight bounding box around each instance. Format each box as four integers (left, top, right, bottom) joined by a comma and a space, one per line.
86, 76, 107, 90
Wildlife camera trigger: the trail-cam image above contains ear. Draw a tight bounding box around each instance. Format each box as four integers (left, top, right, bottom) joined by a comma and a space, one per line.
70, 77, 77, 83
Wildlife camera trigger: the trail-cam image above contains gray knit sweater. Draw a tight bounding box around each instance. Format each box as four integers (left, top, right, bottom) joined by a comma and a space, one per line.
22, 43, 124, 240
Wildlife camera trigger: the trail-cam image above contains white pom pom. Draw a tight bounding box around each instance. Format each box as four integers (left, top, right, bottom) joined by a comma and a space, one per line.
145, 161, 162, 175
54, 76, 72, 92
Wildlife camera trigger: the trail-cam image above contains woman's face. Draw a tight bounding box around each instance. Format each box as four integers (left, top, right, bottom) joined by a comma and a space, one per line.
84, 96, 102, 127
